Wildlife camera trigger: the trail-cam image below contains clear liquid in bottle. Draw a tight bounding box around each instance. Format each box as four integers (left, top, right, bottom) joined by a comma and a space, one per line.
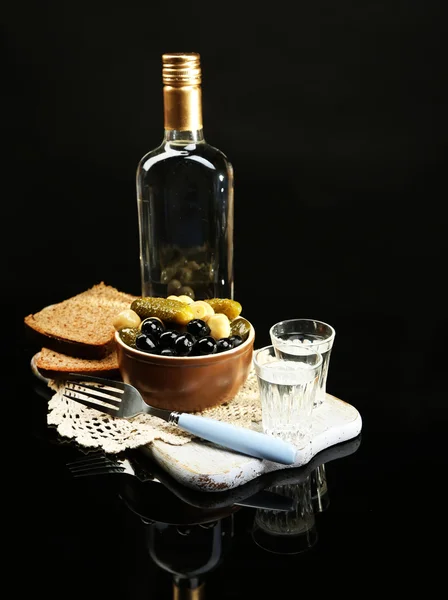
136, 53, 234, 301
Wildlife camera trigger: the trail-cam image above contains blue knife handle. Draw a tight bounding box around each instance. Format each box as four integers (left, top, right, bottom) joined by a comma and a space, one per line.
176, 413, 297, 465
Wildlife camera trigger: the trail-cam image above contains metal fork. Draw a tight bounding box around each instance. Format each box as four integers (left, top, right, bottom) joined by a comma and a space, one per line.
63, 373, 298, 465
66, 453, 294, 511
67, 454, 150, 480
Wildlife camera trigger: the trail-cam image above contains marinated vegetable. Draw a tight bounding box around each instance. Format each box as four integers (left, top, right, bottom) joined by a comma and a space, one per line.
189, 300, 214, 321
136, 333, 158, 353
159, 329, 179, 349
141, 317, 165, 338
169, 294, 194, 305
187, 319, 211, 338
205, 298, 242, 321
175, 333, 195, 356
113, 309, 141, 331
207, 313, 231, 340
230, 317, 251, 341
228, 335, 243, 348
117, 296, 250, 356
131, 297, 194, 326
118, 327, 140, 348
193, 336, 217, 356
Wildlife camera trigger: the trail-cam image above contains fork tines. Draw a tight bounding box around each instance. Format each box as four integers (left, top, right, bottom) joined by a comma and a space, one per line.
65, 383, 122, 405
62, 390, 119, 416
67, 454, 126, 478
67, 453, 116, 467
65, 373, 128, 390
63, 377, 124, 416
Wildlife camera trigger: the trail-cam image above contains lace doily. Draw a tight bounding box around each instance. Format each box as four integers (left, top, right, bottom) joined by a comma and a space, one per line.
46, 368, 262, 453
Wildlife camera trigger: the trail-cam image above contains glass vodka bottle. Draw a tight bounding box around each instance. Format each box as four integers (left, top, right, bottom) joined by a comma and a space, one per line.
136, 52, 234, 301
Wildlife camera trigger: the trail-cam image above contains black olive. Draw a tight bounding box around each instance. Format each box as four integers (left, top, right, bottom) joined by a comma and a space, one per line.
135, 333, 159, 354
174, 333, 195, 356
216, 338, 233, 353
228, 335, 243, 348
141, 317, 165, 338
193, 336, 217, 356
186, 319, 211, 338
160, 348, 176, 356
159, 330, 179, 349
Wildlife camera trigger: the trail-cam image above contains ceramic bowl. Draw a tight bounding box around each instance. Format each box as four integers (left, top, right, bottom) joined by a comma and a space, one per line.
115, 324, 255, 413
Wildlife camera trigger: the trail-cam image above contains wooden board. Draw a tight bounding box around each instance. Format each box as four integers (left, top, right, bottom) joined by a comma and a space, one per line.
146, 394, 362, 492
30, 356, 362, 493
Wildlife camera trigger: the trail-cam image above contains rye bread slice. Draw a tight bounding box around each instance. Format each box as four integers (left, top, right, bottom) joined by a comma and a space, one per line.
24, 282, 137, 359
34, 348, 120, 380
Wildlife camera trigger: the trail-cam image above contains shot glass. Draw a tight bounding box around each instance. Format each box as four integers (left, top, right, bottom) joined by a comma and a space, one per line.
253, 345, 322, 446
269, 318, 335, 406
251, 476, 318, 555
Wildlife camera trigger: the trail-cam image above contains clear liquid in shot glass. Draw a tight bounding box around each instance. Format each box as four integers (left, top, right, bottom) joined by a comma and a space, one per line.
257, 360, 318, 445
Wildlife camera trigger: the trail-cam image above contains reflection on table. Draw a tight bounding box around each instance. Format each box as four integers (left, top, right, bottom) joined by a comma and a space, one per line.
251, 464, 329, 555
27, 368, 360, 596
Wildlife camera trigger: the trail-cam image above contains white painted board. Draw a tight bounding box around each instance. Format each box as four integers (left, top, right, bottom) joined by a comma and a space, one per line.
147, 394, 362, 492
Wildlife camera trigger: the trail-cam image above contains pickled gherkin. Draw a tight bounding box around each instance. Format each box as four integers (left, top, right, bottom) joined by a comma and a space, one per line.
205, 298, 242, 321
131, 297, 194, 326
230, 317, 251, 341
118, 327, 140, 348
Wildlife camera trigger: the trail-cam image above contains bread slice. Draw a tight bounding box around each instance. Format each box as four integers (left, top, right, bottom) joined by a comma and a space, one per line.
34, 348, 120, 380
24, 282, 137, 359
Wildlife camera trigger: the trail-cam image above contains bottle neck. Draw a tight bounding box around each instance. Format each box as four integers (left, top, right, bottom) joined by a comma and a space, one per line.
164, 128, 204, 142
163, 84, 204, 142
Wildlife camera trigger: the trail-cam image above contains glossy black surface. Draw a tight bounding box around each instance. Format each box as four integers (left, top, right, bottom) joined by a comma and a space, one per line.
7, 2, 447, 597
15, 322, 446, 599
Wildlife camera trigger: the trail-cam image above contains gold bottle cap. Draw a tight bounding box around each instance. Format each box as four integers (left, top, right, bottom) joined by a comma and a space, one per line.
162, 52, 201, 86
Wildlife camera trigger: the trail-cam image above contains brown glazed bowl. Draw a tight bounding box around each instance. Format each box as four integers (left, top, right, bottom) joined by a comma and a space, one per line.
115, 324, 255, 413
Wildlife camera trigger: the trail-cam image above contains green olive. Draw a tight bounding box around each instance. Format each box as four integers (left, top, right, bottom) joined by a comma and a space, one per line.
230, 317, 251, 341
118, 327, 140, 348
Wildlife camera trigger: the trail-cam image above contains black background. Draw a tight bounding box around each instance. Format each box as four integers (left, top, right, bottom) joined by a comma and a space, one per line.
4, 1, 448, 597
6, 1, 446, 321
7, 1, 447, 411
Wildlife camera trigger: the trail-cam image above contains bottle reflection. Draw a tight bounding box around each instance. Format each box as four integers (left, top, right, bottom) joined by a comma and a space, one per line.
145, 515, 234, 599
252, 465, 330, 555
119, 476, 237, 599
